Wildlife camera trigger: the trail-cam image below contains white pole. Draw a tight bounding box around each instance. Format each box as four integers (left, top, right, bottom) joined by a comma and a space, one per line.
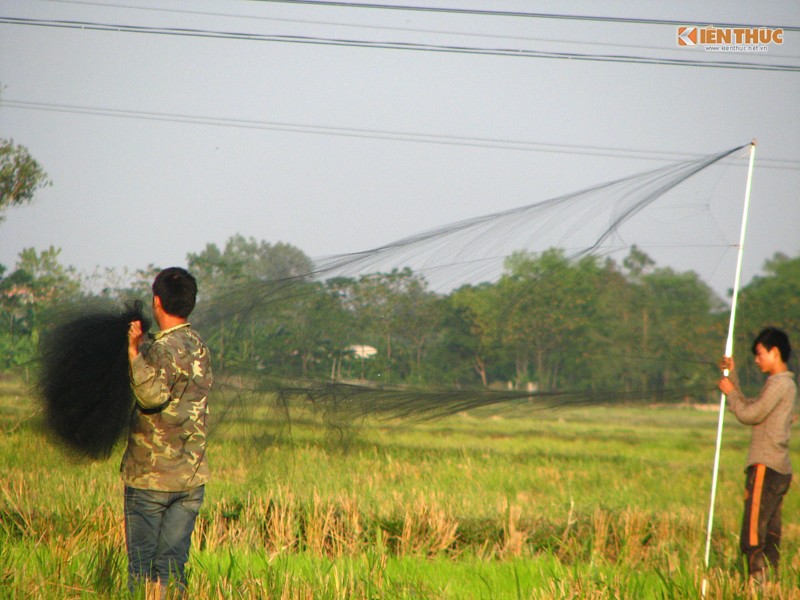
701, 140, 757, 597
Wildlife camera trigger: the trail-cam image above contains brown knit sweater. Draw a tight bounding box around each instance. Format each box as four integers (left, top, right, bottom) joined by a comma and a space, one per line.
726, 369, 797, 475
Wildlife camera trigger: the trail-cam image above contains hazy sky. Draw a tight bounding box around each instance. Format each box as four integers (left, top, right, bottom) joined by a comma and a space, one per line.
1, 0, 798, 297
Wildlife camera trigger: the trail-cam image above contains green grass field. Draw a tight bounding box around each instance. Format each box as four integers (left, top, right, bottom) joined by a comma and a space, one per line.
2, 375, 799, 599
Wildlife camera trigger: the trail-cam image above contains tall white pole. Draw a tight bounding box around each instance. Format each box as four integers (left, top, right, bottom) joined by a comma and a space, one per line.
701, 140, 757, 596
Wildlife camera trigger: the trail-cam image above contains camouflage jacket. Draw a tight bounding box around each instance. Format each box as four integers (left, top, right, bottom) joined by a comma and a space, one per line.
121, 323, 212, 491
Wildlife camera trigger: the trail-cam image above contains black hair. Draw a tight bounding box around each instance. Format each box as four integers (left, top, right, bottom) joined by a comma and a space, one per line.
152, 267, 197, 318
752, 327, 791, 363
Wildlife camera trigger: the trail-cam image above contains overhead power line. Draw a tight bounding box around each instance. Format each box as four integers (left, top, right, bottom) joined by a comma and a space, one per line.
1, 16, 797, 72
40, 0, 800, 60
45, 0, 800, 31
252, 1, 800, 31
3, 99, 798, 171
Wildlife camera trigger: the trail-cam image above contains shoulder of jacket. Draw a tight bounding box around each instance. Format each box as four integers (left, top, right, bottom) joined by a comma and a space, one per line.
768, 372, 797, 391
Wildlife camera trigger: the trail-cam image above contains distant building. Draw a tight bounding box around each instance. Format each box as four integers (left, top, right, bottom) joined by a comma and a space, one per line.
347, 344, 377, 359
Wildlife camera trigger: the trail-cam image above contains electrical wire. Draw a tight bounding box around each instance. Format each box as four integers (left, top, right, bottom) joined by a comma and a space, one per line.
40, 0, 800, 31
38, 0, 766, 61
250, 0, 800, 32
3, 98, 798, 171
0, 16, 797, 72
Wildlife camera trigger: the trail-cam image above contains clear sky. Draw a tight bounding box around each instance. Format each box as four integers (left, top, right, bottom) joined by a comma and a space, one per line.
1, 0, 798, 298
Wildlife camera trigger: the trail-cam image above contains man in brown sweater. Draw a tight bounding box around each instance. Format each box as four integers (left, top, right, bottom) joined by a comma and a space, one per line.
719, 327, 796, 582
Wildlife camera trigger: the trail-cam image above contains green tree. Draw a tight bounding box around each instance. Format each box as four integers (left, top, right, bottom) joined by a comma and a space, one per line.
617, 246, 660, 392
376, 273, 440, 383
637, 266, 722, 396
0, 247, 81, 368
449, 282, 505, 387
622, 244, 655, 279
569, 256, 634, 392
735, 251, 800, 382
281, 282, 353, 379
342, 268, 437, 383
347, 269, 405, 383
188, 234, 313, 297
187, 235, 314, 370
497, 249, 602, 390
0, 139, 50, 222
9, 246, 81, 304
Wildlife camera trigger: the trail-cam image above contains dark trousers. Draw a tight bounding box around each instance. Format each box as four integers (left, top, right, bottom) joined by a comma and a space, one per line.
124, 485, 205, 594
740, 464, 791, 578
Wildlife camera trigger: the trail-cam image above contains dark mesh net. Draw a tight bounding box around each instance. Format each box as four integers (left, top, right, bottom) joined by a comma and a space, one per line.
36, 301, 151, 460
35, 145, 751, 457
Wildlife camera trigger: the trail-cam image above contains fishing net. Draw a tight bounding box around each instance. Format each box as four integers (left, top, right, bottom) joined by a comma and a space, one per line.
36, 301, 151, 459
36, 144, 751, 458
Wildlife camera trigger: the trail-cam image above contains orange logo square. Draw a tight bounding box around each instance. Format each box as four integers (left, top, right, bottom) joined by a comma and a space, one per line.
677, 26, 698, 46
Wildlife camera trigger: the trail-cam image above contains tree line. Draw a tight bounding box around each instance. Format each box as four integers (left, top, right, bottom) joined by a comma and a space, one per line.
2, 106, 795, 401
2, 234, 797, 400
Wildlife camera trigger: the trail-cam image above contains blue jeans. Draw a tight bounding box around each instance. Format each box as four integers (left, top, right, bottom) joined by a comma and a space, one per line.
124, 485, 204, 594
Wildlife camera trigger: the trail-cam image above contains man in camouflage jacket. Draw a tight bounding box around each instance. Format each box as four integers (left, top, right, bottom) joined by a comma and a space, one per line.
124, 267, 211, 596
